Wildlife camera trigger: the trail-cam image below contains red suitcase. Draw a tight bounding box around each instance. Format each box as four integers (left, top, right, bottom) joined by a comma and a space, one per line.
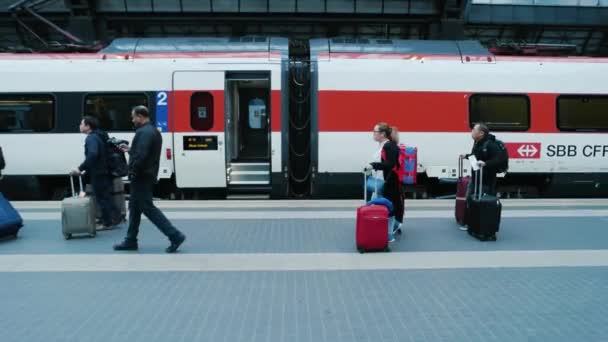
455, 157, 470, 225
357, 170, 389, 253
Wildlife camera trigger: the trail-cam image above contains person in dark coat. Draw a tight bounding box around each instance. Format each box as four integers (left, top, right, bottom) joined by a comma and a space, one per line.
369, 122, 403, 242
71, 116, 120, 230
458, 123, 502, 231
113, 105, 186, 253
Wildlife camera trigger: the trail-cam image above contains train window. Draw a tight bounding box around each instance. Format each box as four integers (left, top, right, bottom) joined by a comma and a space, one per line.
190, 92, 214, 131
0, 94, 54, 133
469, 94, 530, 131
84, 93, 148, 131
557, 95, 608, 131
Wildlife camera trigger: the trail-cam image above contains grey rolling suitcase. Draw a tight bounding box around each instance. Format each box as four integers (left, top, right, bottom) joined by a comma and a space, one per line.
85, 177, 127, 223
61, 175, 96, 239
111, 177, 127, 222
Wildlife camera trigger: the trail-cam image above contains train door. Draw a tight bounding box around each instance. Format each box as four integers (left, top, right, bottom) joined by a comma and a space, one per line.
225, 72, 271, 189
172, 71, 226, 188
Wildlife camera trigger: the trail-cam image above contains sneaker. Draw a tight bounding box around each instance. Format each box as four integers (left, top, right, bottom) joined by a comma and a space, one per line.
459, 225, 468, 231
113, 240, 138, 251
392, 223, 403, 236
388, 233, 395, 243
96, 223, 115, 231
166, 233, 186, 253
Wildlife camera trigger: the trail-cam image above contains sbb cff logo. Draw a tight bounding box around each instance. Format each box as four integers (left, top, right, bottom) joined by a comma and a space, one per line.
505, 143, 542, 159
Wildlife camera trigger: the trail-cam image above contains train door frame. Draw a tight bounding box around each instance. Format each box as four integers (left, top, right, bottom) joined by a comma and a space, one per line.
225, 71, 272, 188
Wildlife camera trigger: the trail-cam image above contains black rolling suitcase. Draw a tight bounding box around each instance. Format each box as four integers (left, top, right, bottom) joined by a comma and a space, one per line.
467, 167, 501, 241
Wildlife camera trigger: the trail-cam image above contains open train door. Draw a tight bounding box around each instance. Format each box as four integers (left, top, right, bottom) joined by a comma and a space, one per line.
172, 71, 226, 189
224, 72, 272, 193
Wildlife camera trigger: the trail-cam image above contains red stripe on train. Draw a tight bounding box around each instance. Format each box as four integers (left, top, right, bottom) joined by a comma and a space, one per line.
318, 90, 559, 133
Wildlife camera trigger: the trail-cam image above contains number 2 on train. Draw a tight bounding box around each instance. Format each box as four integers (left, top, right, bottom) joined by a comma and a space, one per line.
156, 91, 168, 106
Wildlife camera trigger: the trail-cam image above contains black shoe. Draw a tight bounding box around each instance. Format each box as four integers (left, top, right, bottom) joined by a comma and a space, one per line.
166, 233, 186, 253
111, 217, 124, 226
113, 240, 138, 251
478, 234, 497, 242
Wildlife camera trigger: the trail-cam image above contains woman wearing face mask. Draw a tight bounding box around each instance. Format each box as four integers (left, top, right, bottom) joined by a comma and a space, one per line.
369, 122, 403, 242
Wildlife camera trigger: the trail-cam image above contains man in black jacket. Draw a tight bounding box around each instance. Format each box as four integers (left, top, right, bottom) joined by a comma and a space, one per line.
459, 123, 502, 230
71, 116, 119, 230
113, 105, 186, 253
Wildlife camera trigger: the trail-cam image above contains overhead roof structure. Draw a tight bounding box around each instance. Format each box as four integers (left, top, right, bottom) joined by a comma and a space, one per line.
0, 0, 606, 55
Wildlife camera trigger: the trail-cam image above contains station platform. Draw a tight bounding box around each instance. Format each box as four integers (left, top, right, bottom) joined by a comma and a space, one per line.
2, 199, 608, 342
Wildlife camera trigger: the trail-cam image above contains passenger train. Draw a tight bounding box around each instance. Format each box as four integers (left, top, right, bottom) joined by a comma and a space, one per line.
0, 37, 607, 199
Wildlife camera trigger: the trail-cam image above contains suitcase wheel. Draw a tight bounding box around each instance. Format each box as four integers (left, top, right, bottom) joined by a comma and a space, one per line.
357, 248, 364, 254
63, 233, 72, 240
384, 246, 390, 252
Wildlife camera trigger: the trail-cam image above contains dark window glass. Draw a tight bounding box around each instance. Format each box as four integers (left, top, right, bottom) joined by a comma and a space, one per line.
0, 94, 54, 132
469, 94, 530, 131
191, 92, 214, 131
84, 93, 148, 131
557, 95, 608, 131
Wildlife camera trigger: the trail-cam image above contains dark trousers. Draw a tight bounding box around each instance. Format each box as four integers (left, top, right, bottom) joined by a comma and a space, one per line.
91, 175, 119, 227
126, 176, 181, 243
384, 179, 404, 224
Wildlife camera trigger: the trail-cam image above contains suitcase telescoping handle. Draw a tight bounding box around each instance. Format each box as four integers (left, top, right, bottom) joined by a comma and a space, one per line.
458, 156, 465, 179
363, 168, 367, 204
474, 166, 484, 200
69, 175, 85, 198
363, 166, 378, 204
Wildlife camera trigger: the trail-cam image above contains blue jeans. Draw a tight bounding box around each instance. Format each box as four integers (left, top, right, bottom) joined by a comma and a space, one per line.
366, 176, 384, 198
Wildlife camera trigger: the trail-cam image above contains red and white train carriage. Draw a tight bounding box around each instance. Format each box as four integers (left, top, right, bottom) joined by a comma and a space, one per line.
0, 37, 607, 199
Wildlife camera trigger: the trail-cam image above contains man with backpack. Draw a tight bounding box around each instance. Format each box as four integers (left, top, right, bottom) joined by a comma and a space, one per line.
459, 123, 508, 230
71, 116, 121, 230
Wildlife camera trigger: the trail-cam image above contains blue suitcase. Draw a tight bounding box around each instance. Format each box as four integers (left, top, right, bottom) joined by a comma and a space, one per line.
0, 193, 23, 239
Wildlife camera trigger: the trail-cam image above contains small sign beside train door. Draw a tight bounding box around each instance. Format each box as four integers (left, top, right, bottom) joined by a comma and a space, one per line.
155, 91, 169, 132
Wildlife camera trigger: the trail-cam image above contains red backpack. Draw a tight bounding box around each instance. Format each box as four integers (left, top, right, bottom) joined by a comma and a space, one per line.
381, 144, 418, 185
397, 144, 417, 185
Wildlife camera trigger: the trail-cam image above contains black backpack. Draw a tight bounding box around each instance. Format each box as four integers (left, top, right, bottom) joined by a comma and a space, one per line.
106, 143, 128, 178
96, 132, 128, 178
493, 139, 509, 173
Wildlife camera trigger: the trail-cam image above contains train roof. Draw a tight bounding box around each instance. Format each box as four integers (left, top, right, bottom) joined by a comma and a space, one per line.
100, 37, 289, 55
312, 38, 490, 55
310, 38, 492, 60
309, 38, 608, 63
0, 37, 289, 60
0, 37, 607, 63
